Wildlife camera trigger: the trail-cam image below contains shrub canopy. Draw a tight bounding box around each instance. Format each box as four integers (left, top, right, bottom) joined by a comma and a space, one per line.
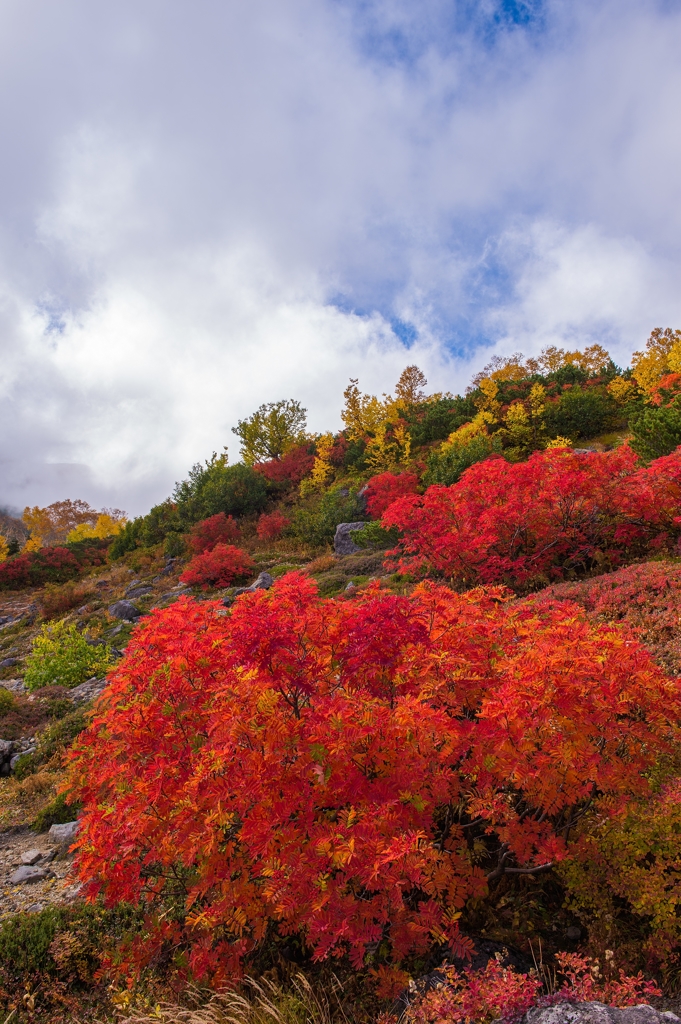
68, 576, 680, 986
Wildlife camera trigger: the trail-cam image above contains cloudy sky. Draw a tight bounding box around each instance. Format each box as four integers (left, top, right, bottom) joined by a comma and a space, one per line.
1, 0, 681, 515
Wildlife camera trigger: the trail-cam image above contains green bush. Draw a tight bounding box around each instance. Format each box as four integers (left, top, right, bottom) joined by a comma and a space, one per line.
0, 687, 15, 714
15, 707, 88, 779
544, 386, 618, 440
109, 517, 143, 558
291, 487, 366, 546
352, 521, 399, 549
424, 431, 504, 486
630, 396, 681, 461
173, 457, 268, 526
407, 395, 476, 446
163, 530, 186, 557
24, 622, 113, 691
0, 902, 144, 993
34, 792, 81, 833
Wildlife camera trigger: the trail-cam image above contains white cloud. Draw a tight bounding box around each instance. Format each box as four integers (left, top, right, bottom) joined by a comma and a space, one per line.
1, 0, 681, 511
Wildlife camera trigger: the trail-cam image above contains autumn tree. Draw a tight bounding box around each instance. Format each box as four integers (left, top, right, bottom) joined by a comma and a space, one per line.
631, 327, 681, 395
341, 379, 411, 469
232, 400, 308, 464
394, 365, 428, 408
23, 499, 99, 550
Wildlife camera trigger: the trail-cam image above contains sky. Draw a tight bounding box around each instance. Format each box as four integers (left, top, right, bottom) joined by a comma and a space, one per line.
1, 0, 681, 515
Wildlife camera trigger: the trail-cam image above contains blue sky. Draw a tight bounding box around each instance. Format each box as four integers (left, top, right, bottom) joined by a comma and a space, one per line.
1, 0, 680, 513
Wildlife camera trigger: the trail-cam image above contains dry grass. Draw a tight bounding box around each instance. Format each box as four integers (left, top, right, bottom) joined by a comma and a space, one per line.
40, 580, 97, 619
125, 974, 349, 1024
304, 556, 337, 575
0, 768, 59, 828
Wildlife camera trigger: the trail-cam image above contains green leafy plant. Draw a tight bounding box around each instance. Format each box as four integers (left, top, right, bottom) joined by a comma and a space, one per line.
233, 400, 308, 464
24, 622, 113, 691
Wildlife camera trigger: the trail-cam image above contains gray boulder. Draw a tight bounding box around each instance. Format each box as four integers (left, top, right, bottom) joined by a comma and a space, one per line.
524, 1004, 678, 1024
333, 522, 367, 556
126, 585, 153, 599
224, 572, 274, 605
10, 865, 50, 885
69, 677, 108, 705
108, 599, 141, 621
0, 657, 19, 668
48, 820, 79, 846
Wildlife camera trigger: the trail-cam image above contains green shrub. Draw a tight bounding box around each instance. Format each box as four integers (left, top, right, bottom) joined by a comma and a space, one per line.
544, 385, 618, 440
163, 530, 186, 557
34, 792, 81, 833
291, 487, 366, 546
424, 431, 504, 486
0, 687, 15, 714
352, 521, 399, 549
24, 622, 113, 691
407, 395, 476, 446
630, 396, 681, 461
174, 457, 268, 526
109, 517, 143, 558
14, 707, 88, 780
0, 902, 144, 992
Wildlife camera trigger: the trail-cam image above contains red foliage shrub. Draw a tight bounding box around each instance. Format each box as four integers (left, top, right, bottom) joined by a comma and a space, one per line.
67, 576, 681, 985
0, 546, 82, 590
364, 471, 420, 518
403, 953, 659, 1024
256, 510, 290, 541
179, 544, 255, 589
535, 560, 681, 676
254, 445, 315, 485
188, 513, 241, 554
383, 445, 681, 589
329, 434, 349, 466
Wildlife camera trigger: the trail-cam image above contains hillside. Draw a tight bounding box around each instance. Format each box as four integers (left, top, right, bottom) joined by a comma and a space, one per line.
2, 334, 681, 1022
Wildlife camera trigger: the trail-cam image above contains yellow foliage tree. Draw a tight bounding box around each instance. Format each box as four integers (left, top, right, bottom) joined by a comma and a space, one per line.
341, 377, 412, 470
310, 433, 335, 489
631, 327, 681, 396
394, 365, 428, 409
0, 536, 9, 563
66, 512, 126, 543
607, 376, 638, 405
474, 378, 501, 418
23, 500, 126, 549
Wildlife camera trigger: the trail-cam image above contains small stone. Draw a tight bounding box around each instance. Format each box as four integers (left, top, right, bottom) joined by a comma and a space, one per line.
126, 585, 153, 599
0, 657, 19, 668
0, 739, 14, 761
345, 581, 356, 591
48, 821, 79, 845
10, 865, 49, 884
25, 902, 44, 914
108, 600, 142, 621
21, 849, 42, 865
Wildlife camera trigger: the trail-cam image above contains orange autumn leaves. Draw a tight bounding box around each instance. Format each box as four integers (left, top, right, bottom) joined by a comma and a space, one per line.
66, 575, 681, 985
